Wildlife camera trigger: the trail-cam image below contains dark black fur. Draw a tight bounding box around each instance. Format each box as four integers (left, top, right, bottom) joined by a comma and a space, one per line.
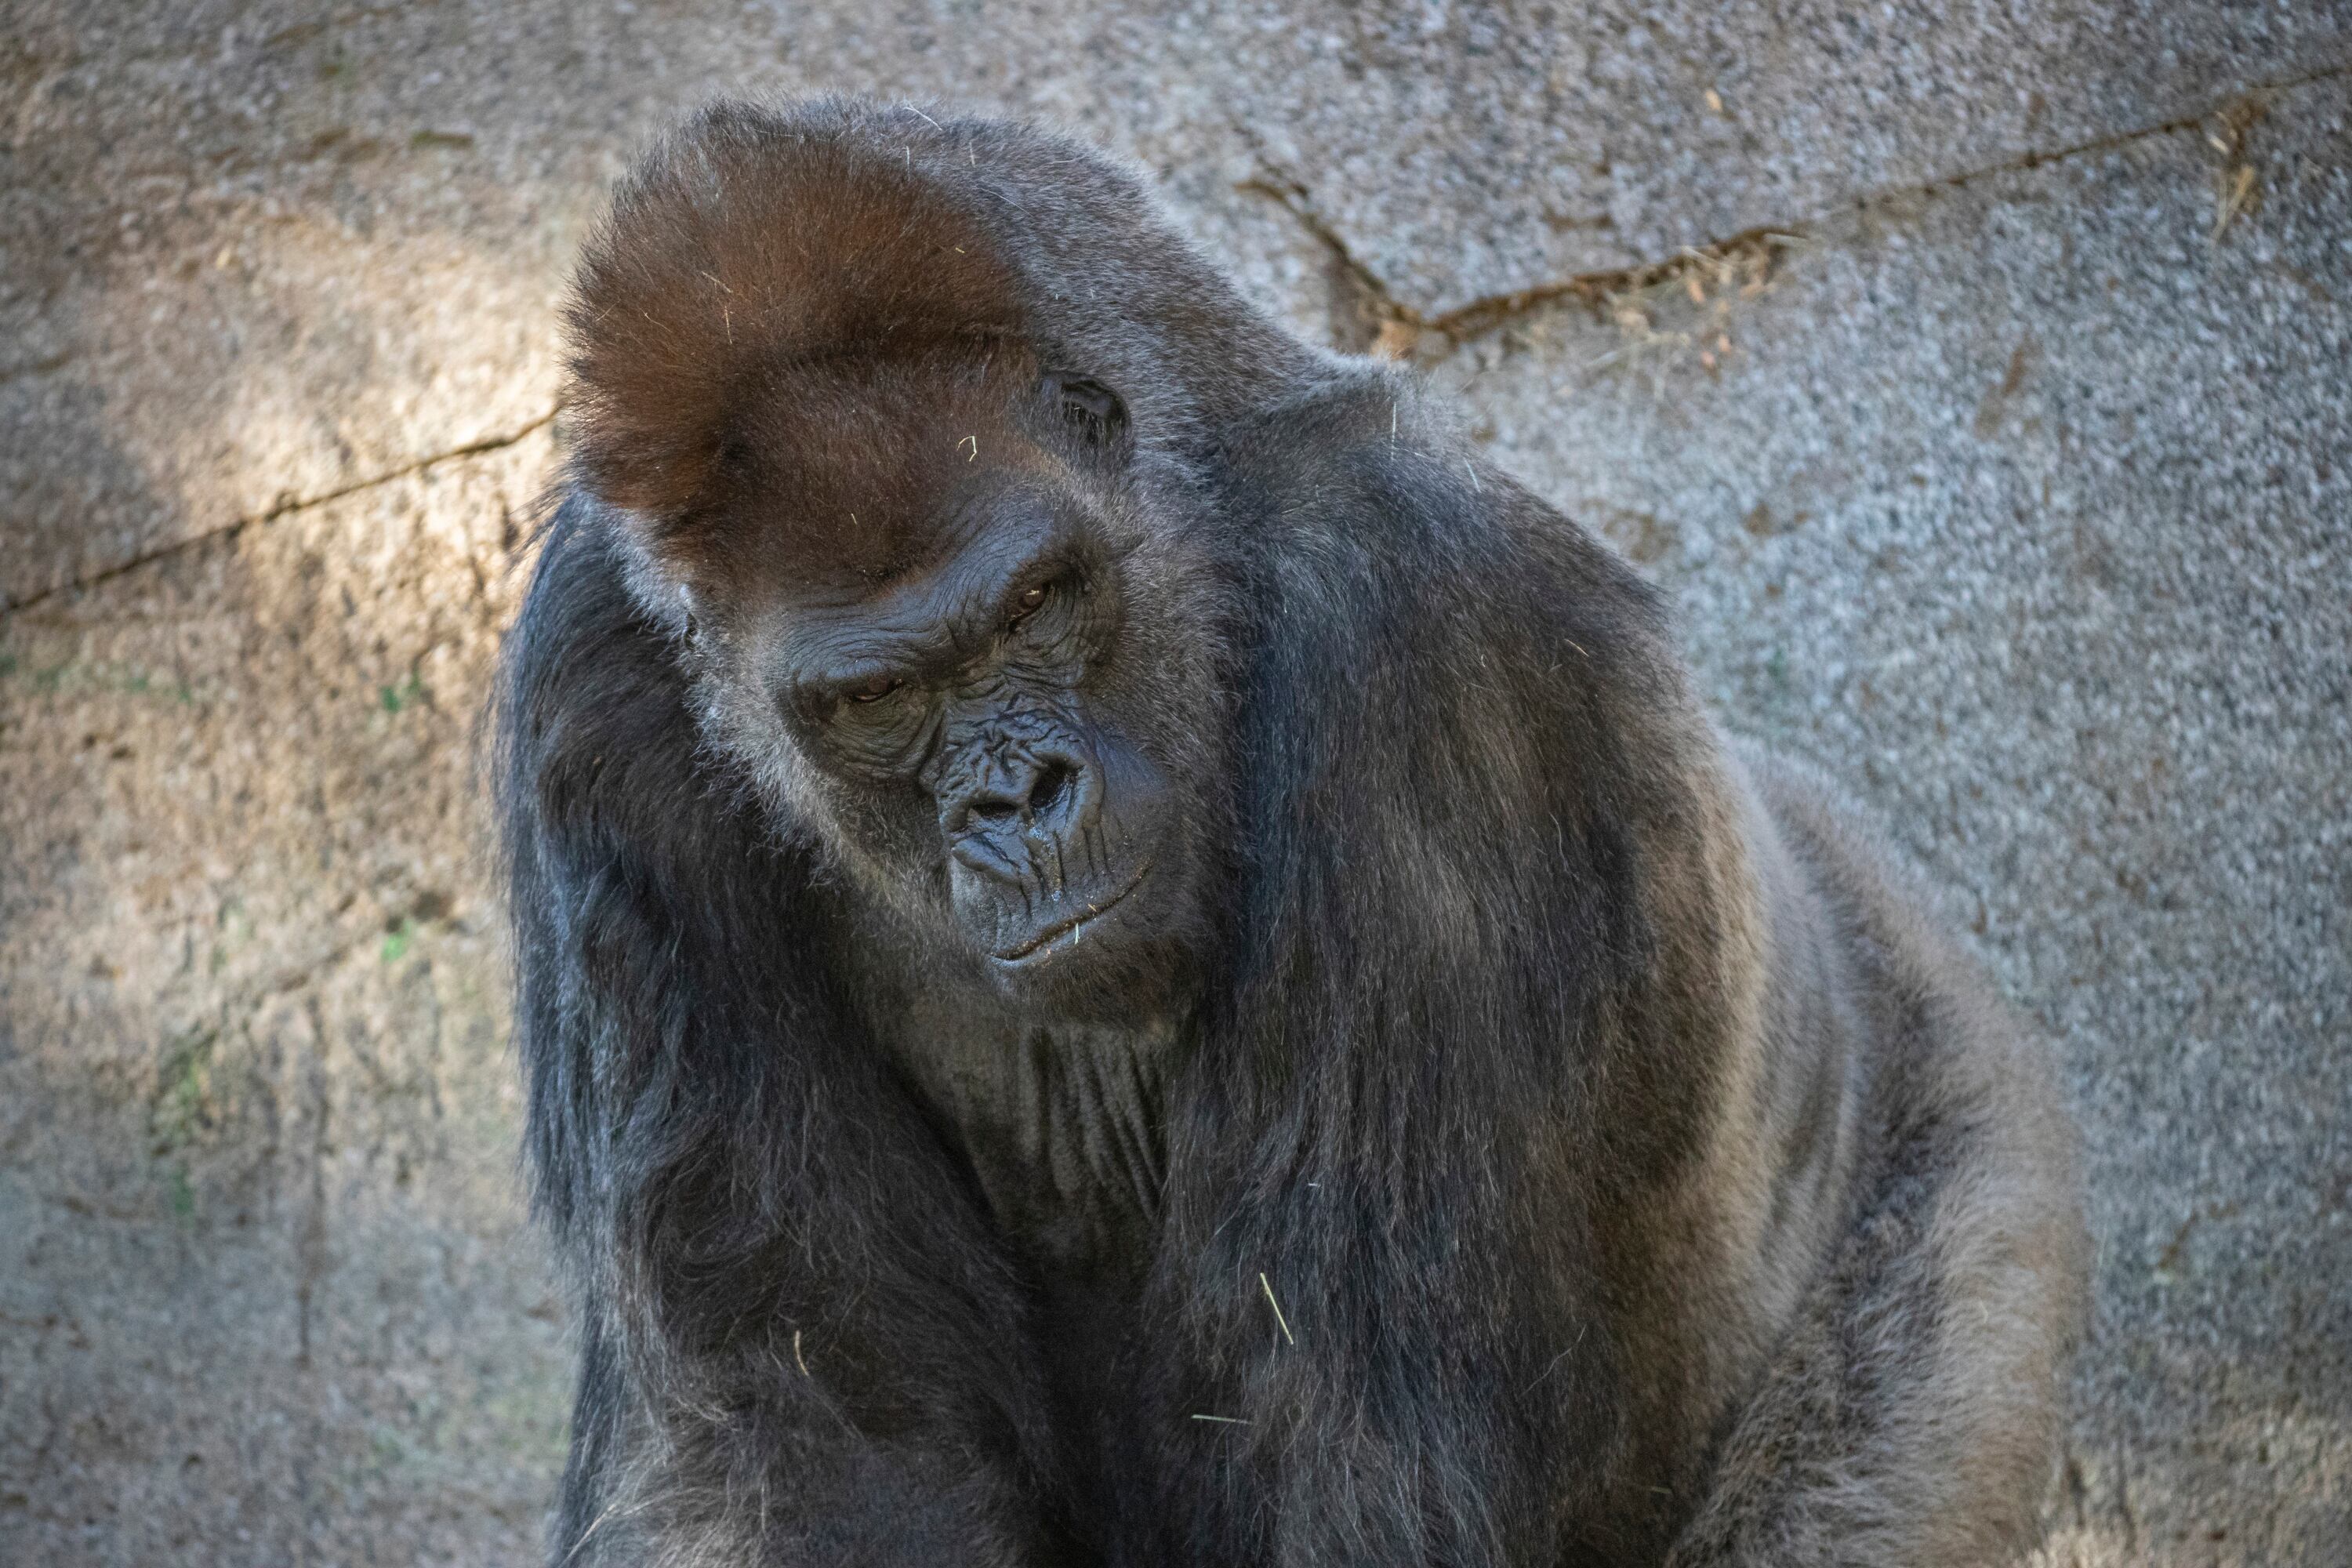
497, 100, 2085, 1567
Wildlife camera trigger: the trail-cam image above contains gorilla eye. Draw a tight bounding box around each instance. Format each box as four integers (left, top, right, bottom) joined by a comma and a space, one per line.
1008, 583, 1050, 625
846, 675, 902, 704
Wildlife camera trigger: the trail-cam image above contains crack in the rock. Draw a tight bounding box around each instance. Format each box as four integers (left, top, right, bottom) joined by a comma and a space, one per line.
1235, 173, 1410, 332
1423, 228, 1796, 347
0, 351, 79, 387
12, 60, 2350, 617
1246, 59, 2352, 353
2, 408, 558, 617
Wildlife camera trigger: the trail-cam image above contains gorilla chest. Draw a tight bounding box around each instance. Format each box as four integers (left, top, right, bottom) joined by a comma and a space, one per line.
896, 1016, 1174, 1276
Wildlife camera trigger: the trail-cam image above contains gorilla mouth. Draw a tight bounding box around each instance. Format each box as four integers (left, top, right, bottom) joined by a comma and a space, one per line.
994, 860, 1152, 963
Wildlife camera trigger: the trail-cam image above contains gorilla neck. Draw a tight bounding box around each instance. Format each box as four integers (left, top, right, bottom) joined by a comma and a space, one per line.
877, 967, 1181, 1279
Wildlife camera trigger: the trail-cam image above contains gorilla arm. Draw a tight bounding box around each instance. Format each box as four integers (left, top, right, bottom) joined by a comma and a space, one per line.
499, 511, 1070, 1566
1128, 385, 1796, 1563
1137, 381, 2081, 1568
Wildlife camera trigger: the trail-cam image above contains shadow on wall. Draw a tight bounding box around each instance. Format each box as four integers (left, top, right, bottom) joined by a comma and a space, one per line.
0, 374, 569, 1558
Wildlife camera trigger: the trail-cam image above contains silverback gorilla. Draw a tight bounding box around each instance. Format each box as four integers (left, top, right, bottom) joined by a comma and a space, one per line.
496, 99, 2088, 1566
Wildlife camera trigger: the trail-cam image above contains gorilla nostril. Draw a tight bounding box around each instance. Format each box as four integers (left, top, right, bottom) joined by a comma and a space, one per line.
1028, 760, 1074, 819
947, 757, 1080, 837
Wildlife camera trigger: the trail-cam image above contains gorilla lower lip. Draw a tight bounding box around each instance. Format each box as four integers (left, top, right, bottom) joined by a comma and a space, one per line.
996, 861, 1150, 962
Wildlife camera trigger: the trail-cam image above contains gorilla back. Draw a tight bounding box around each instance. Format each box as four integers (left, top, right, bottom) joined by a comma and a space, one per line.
496, 98, 2088, 1567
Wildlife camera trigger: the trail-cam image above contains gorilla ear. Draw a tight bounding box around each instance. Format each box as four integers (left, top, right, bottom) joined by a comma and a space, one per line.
1046, 372, 1129, 458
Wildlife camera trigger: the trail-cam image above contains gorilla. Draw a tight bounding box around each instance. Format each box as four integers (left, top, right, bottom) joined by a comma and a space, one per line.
495, 98, 2088, 1567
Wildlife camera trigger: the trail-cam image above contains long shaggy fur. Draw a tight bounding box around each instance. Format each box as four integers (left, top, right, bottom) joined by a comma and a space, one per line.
496, 97, 2088, 1567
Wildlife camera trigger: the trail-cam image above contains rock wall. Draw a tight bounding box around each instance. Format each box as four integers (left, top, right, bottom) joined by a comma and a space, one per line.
3, 4, 2347, 1562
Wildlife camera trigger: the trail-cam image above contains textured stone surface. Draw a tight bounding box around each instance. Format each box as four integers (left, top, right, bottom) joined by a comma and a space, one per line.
1463, 81, 2352, 1563
0, 436, 567, 1561
2, 2, 2347, 1562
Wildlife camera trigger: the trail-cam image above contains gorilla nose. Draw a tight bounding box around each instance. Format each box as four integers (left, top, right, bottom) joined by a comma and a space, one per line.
940, 748, 1095, 867
970, 758, 1073, 825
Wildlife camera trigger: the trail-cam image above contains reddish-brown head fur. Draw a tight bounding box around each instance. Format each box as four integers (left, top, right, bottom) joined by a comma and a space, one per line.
564, 110, 1039, 590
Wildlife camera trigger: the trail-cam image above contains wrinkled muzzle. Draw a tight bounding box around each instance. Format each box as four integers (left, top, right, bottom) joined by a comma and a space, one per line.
934, 725, 1140, 960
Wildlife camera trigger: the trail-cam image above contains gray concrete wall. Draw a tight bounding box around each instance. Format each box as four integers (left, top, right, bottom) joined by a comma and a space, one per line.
2, 3, 2347, 1563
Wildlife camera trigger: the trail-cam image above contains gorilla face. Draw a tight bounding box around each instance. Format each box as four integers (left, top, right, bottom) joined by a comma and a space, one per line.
645, 361, 1223, 1013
